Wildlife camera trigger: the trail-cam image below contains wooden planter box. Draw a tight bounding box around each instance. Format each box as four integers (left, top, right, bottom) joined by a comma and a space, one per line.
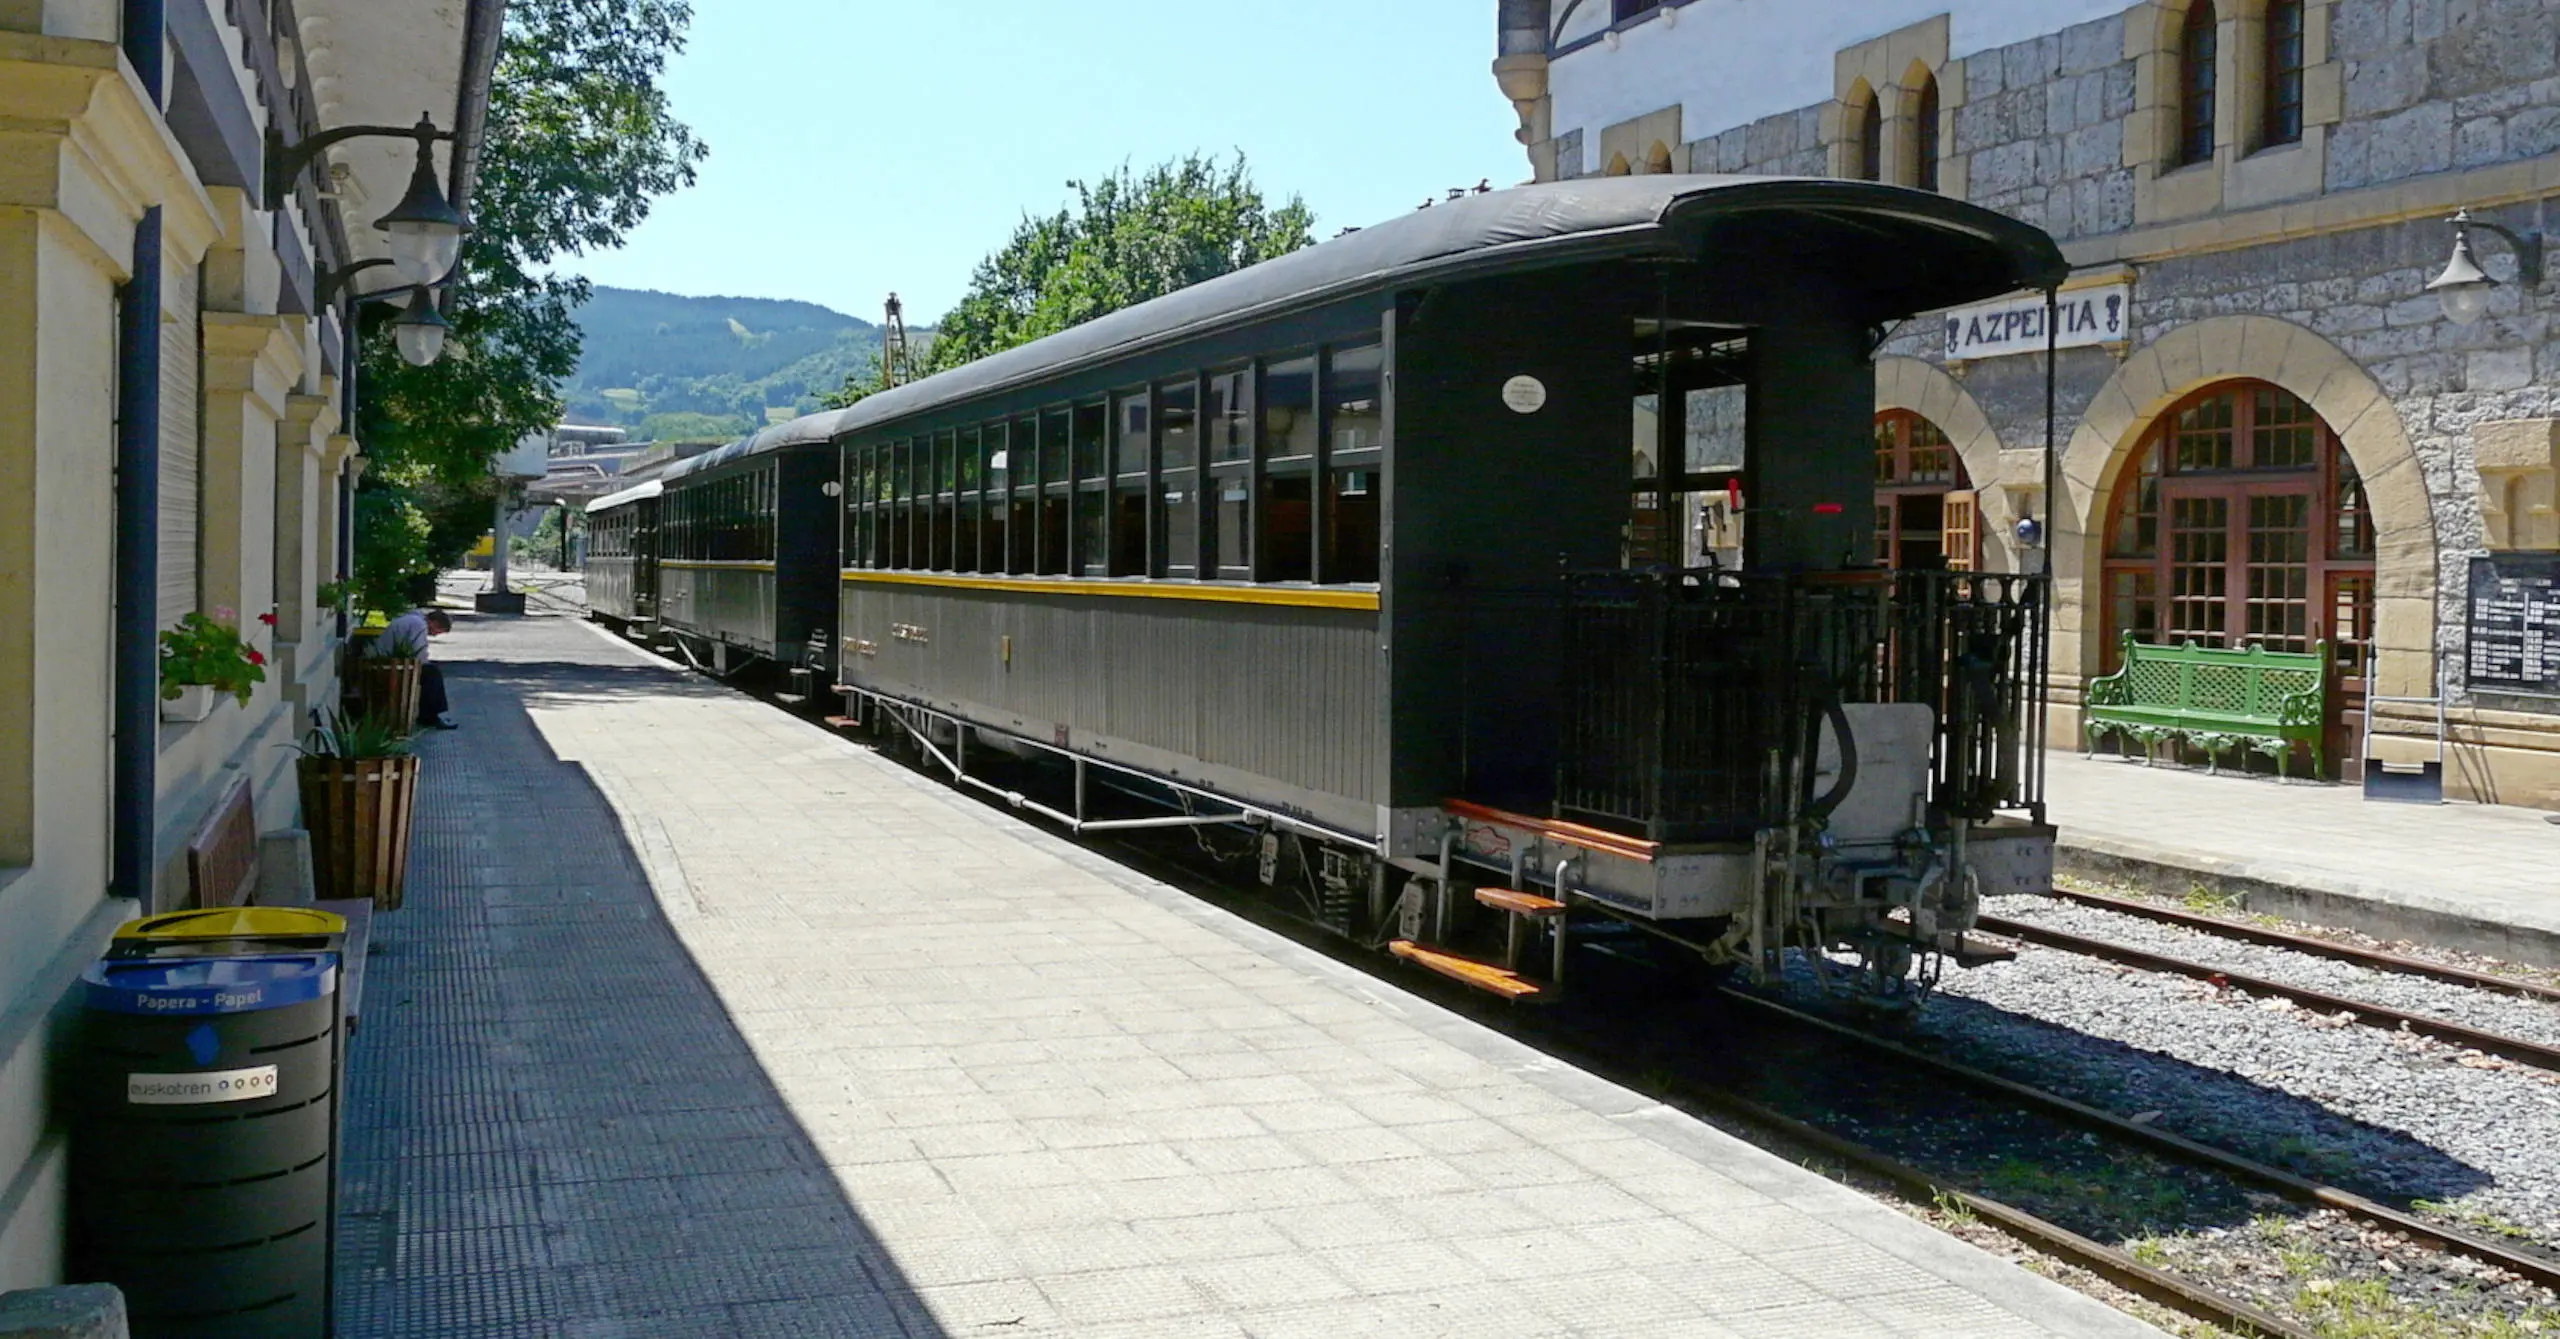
297, 754, 420, 910
352, 658, 421, 728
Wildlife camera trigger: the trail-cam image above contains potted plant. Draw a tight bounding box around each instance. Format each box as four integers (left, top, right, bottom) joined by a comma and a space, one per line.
159, 608, 268, 723
352, 636, 424, 728
294, 710, 421, 910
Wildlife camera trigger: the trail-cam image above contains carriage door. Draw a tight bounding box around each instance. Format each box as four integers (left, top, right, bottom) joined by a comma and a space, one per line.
635, 498, 660, 621
1873, 411, 1975, 570
2099, 382, 2374, 775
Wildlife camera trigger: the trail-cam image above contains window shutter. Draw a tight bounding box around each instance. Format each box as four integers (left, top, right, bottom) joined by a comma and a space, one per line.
157, 258, 202, 629
1942, 490, 1977, 572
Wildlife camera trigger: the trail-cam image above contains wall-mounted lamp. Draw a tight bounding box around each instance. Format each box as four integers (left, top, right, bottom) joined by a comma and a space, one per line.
2426, 208, 2546, 326
268, 113, 468, 287
391, 287, 450, 367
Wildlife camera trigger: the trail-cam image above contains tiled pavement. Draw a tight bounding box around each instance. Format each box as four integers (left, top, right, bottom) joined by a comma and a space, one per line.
335, 608, 2162, 1338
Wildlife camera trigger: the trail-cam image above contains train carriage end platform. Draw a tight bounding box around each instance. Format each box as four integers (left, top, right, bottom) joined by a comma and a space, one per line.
335, 604, 2161, 1339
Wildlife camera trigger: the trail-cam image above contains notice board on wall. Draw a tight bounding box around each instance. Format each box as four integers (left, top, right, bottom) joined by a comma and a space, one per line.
2467, 553, 2560, 693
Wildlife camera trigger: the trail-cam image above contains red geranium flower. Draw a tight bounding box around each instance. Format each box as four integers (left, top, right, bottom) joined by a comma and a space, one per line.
258, 612, 277, 626
247, 649, 266, 667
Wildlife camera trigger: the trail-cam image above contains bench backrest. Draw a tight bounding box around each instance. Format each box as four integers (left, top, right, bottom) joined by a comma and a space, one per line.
186, 776, 260, 908
2116, 634, 2326, 718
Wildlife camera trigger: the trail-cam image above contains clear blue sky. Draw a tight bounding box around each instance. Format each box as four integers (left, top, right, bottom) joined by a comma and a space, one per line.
569, 0, 1527, 324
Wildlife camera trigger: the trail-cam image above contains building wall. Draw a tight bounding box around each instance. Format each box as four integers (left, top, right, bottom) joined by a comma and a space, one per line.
1507, 0, 2560, 808
0, 10, 363, 1288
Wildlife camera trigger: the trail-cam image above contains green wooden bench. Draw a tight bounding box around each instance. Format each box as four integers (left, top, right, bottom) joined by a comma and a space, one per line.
2082, 633, 2328, 777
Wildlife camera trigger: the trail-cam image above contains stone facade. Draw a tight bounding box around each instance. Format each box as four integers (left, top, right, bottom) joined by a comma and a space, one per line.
1499, 0, 2560, 809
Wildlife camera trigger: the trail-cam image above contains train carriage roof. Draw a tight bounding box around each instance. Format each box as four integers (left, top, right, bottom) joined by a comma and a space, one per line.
713, 175, 2068, 467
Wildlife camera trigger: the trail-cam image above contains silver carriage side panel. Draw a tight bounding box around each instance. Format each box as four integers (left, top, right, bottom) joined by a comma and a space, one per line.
842, 580, 1383, 837
659, 564, 779, 656
586, 554, 635, 622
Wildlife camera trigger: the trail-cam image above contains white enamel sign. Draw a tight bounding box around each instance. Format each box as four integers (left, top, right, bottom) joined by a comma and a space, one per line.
1942, 283, 2133, 361
128, 1066, 279, 1105
1501, 375, 1548, 413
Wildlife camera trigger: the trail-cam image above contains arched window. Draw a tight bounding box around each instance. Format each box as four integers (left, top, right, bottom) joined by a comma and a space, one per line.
2101, 380, 2374, 718
1855, 92, 1882, 182
2178, 0, 2219, 167
2263, 0, 2305, 147
1913, 74, 1941, 191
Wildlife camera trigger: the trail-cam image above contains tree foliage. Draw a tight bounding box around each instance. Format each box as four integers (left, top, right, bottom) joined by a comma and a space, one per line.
351, 0, 705, 606
892, 154, 1313, 386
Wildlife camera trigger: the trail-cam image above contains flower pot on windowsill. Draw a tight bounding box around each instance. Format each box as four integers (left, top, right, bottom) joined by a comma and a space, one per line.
160, 683, 218, 723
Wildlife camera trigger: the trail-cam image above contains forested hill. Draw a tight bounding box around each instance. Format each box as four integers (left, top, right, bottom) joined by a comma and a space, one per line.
561, 285, 889, 440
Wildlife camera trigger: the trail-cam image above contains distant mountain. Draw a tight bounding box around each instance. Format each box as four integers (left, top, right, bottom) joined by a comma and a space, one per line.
561, 286, 899, 439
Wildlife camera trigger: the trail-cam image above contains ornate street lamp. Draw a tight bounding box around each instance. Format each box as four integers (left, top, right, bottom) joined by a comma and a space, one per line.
268, 113, 468, 287
2427, 208, 2546, 326
391, 287, 450, 367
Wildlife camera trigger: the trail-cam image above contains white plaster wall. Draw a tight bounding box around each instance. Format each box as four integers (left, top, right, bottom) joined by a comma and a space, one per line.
1547, 0, 2129, 175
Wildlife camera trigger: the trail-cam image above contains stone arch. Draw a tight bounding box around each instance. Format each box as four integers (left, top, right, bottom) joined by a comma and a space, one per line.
1603, 150, 1632, 177
1898, 59, 1941, 189
1643, 140, 1674, 174
2056, 315, 2435, 697
1874, 356, 2014, 567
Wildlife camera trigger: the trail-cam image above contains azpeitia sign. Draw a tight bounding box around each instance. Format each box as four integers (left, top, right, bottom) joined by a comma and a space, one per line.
1942, 283, 2133, 362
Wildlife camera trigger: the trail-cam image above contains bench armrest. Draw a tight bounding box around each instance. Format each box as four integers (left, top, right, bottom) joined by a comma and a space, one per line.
2271, 682, 2324, 727
2084, 633, 2138, 707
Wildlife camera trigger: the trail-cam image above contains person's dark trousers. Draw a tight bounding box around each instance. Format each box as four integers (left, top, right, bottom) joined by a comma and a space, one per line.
417, 662, 449, 724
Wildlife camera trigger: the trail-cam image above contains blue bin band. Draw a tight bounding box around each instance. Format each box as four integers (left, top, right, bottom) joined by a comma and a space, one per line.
82, 953, 339, 1016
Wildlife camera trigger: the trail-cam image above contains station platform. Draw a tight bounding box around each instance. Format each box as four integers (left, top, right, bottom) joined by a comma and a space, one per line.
333, 606, 2161, 1338
2045, 750, 2560, 966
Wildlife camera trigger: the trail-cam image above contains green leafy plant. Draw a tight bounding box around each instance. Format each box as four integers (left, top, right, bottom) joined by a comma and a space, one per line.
315, 579, 355, 618
296, 710, 416, 760
159, 608, 269, 705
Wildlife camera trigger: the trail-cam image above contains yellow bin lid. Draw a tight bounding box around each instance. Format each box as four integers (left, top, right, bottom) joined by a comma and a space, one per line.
113, 907, 347, 942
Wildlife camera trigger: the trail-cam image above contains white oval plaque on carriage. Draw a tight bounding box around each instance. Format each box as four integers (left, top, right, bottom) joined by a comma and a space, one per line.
1501, 375, 1547, 414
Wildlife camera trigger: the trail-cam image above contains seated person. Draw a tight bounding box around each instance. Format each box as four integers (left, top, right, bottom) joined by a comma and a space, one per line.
373, 607, 457, 729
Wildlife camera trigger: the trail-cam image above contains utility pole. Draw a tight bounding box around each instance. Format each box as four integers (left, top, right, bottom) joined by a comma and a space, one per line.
882, 293, 914, 388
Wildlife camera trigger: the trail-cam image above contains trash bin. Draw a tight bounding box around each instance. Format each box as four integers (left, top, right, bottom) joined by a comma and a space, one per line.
69, 953, 342, 1339
106, 907, 346, 960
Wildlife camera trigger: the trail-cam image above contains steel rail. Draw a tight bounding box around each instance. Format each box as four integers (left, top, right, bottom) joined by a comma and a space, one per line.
2046, 888, 2560, 1003
1721, 987, 2560, 1293
1670, 1078, 2314, 1338
1976, 913, 2560, 1074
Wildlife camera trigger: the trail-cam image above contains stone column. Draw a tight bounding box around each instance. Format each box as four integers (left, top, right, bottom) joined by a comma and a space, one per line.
272, 388, 339, 713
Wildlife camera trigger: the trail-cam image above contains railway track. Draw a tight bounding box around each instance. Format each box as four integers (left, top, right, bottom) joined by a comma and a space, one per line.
2045, 887, 2560, 1003
1973, 903, 2560, 1074
1720, 986, 2560, 1295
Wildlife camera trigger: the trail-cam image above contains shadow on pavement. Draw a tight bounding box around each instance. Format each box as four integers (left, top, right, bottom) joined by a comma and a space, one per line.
334, 647, 948, 1339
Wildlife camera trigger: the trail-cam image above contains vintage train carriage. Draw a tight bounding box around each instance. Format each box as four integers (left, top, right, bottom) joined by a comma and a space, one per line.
647, 438, 838, 675
779, 176, 2069, 995
582, 480, 660, 627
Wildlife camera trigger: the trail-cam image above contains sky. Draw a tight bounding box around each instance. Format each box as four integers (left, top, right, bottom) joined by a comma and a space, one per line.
568, 0, 1531, 324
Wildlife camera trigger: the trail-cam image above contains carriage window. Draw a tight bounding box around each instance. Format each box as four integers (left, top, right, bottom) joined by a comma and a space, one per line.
1207, 367, 1251, 578
1007, 417, 1035, 574
933, 429, 957, 570
1323, 344, 1383, 584
983, 421, 1008, 574
1154, 379, 1198, 578
954, 426, 983, 573
1041, 408, 1073, 575
1261, 354, 1317, 582
1109, 394, 1146, 576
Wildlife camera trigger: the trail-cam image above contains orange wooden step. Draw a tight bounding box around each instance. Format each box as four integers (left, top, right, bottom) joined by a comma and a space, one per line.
1474, 888, 1566, 918
823, 715, 861, 731
1388, 941, 1549, 1002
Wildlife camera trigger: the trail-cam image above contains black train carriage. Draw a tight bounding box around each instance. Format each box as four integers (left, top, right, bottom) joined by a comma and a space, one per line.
797, 175, 2067, 1000
583, 479, 660, 627
617, 437, 839, 679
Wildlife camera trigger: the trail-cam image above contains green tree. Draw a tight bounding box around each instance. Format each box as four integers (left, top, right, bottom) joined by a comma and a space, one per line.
852, 154, 1312, 398
355, 0, 706, 593
637, 410, 752, 442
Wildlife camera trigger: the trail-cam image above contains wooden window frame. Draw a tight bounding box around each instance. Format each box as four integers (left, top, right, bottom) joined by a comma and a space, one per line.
2099, 381, 2374, 673
1871, 409, 1974, 569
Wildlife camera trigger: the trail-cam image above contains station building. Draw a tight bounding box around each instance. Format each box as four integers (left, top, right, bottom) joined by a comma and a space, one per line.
1493, 0, 2560, 808
0, 0, 499, 1286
